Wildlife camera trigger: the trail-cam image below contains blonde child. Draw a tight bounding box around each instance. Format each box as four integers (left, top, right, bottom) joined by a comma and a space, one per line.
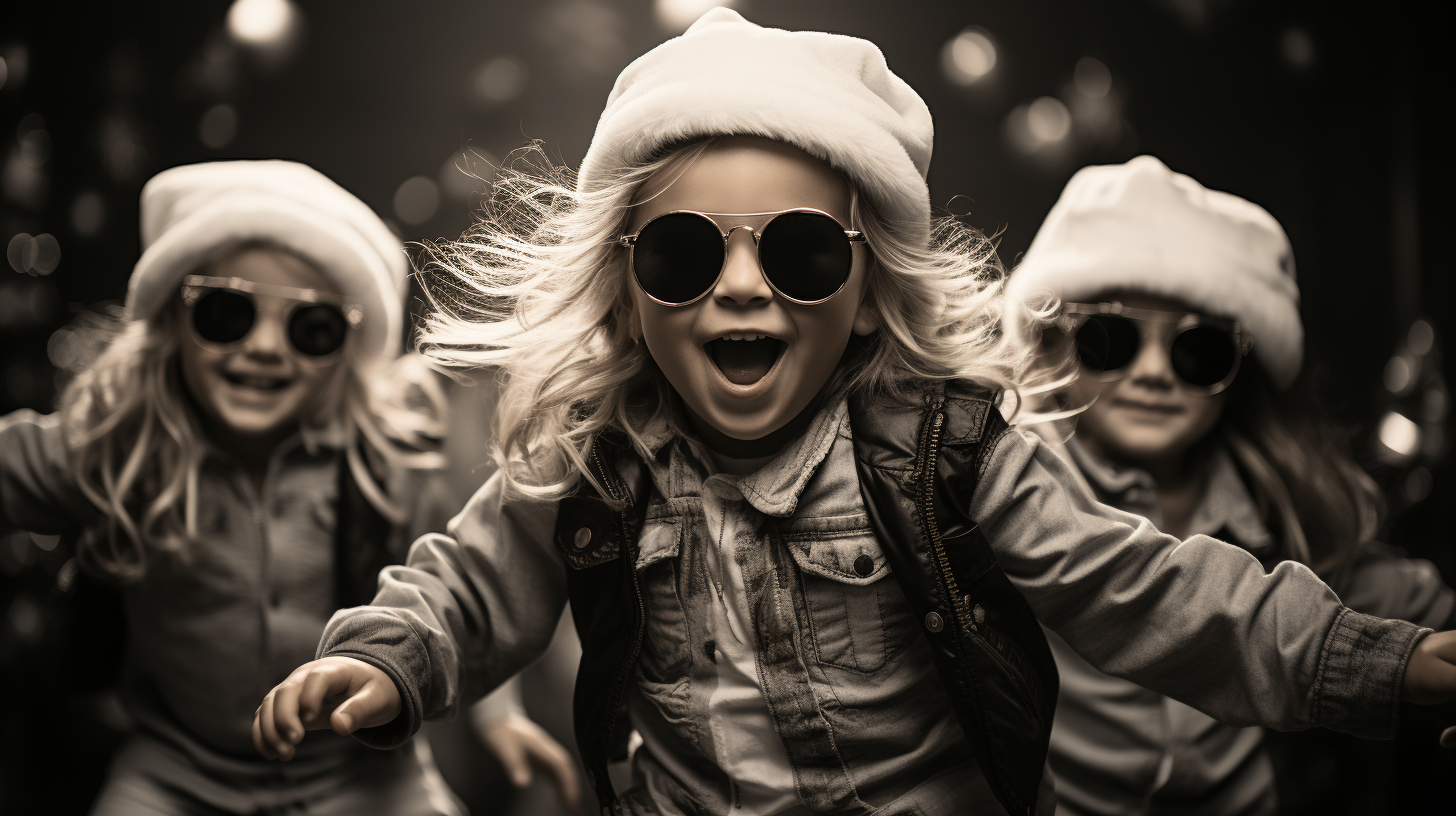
1005, 155, 1455, 815
0, 160, 568, 815
253, 10, 1456, 816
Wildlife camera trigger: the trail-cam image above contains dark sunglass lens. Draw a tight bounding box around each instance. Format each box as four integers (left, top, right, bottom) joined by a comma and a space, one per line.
193, 290, 255, 344
288, 305, 349, 357
757, 212, 852, 303
1170, 325, 1237, 387
1074, 314, 1139, 372
633, 213, 725, 304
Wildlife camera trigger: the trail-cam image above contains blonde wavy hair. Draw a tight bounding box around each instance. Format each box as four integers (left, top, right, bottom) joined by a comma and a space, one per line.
60, 253, 446, 582
420, 139, 1056, 500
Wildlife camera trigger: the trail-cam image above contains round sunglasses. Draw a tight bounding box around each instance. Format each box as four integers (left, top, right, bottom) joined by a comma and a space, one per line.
619, 208, 867, 306
1060, 301, 1252, 396
180, 275, 363, 360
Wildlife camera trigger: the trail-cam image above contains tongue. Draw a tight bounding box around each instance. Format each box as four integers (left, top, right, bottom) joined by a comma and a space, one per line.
712, 339, 781, 386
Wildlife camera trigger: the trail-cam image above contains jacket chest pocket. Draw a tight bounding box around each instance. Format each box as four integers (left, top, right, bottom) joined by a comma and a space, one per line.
636, 521, 691, 685
786, 526, 918, 675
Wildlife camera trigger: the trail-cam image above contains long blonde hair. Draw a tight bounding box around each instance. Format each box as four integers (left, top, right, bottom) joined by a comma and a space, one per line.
60, 272, 446, 582
420, 139, 1054, 500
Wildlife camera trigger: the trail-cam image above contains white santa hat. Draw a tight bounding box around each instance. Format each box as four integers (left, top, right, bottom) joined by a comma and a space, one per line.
126, 160, 407, 366
576, 7, 934, 241
1007, 155, 1303, 388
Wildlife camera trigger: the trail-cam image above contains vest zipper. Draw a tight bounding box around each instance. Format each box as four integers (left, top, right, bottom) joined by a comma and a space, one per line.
589, 439, 646, 797
920, 406, 973, 632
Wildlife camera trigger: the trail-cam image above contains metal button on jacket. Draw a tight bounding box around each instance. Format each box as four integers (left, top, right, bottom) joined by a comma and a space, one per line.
924, 611, 945, 633
573, 527, 592, 549
853, 554, 874, 577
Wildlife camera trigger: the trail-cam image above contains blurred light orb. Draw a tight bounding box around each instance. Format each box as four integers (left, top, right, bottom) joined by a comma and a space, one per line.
8, 594, 42, 644
1383, 354, 1413, 394
1377, 410, 1421, 460
1403, 467, 1433, 504
468, 56, 528, 105
1408, 318, 1435, 355
1074, 57, 1112, 99
656, 0, 733, 32
1027, 96, 1073, 143
394, 176, 440, 226
1, 45, 27, 91
199, 104, 239, 149
30, 532, 60, 551
48, 327, 79, 369
71, 191, 106, 238
1282, 27, 1315, 71
6, 233, 32, 274
227, 0, 299, 47
25, 233, 60, 275
1423, 386, 1447, 423
941, 28, 997, 85
439, 149, 496, 202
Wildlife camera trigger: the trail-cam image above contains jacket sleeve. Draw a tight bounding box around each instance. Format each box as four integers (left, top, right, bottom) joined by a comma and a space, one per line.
1333, 540, 1456, 630
970, 427, 1426, 740
317, 470, 568, 749
0, 409, 92, 534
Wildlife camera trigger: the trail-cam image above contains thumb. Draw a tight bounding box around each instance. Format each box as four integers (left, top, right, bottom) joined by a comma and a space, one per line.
331, 682, 393, 735
497, 737, 532, 788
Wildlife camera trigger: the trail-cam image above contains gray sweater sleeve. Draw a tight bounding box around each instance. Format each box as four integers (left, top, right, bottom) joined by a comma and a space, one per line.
970, 427, 1427, 740
1333, 541, 1456, 631
318, 471, 568, 749
0, 409, 92, 533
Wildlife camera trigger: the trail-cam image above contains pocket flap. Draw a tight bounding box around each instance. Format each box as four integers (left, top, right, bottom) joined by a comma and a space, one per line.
781, 514, 889, 585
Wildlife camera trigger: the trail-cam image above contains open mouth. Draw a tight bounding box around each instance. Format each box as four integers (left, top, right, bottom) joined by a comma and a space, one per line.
223, 371, 292, 392
705, 334, 787, 386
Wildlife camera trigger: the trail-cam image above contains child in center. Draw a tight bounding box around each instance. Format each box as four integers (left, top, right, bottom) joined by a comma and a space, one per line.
253, 10, 1456, 816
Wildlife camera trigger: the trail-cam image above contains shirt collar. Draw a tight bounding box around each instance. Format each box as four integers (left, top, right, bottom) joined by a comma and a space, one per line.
628, 393, 848, 518
1065, 436, 1272, 552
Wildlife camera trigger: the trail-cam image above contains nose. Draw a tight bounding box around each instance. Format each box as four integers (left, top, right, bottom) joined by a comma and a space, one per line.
1126, 327, 1175, 391
241, 309, 288, 362
711, 226, 773, 306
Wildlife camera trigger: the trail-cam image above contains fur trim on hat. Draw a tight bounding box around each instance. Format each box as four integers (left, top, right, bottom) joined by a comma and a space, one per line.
577, 7, 933, 240
1007, 155, 1303, 388
127, 160, 407, 365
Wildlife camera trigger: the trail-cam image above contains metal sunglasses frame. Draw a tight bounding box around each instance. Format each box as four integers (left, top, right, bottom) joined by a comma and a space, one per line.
179, 274, 363, 360
618, 208, 867, 307
1058, 300, 1253, 396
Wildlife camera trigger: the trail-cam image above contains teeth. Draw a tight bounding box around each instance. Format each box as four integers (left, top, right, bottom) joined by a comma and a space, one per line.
721, 333, 768, 341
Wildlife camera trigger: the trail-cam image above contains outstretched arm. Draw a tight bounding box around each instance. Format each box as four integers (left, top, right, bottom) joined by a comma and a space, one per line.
0, 410, 92, 534
256, 470, 569, 757
973, 428, 1438, 741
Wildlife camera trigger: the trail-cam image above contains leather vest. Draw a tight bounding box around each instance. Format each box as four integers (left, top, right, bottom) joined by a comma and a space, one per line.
552, 379, 1058, 816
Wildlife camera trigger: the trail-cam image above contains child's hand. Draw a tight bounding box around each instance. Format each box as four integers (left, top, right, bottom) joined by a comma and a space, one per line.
252, 656, 401, 761
480, 712, 582, 810
1402, 630, 1456, 746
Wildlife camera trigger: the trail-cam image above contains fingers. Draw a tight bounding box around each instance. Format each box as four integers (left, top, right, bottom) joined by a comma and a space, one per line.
532, 731, 581, 810
296, 666, 342, 730
271, 676, 307, 747
252, 702, 276, 761
331, 674, 397, 734
494, 729, 532, 788
256, 689, 294, 761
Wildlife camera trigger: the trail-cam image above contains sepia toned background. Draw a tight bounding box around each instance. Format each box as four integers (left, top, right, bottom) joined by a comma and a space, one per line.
2, 1, 1451, 813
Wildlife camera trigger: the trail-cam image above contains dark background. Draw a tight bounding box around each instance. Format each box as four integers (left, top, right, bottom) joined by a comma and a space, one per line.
2, 1, 1452, 813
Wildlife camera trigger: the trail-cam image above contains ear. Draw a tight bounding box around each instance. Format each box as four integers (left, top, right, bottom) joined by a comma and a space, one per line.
852, 299, 879, 336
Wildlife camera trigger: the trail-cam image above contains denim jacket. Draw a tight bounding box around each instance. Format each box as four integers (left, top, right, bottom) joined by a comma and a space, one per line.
322, 381, 1429, 816
1044, 437, 1455, 816
0, 409, 432, 811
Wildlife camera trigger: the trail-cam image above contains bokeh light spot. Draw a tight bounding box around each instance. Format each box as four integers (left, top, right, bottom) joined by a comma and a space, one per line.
227, 0, 299, 46
655, 0, 733, 32
1027, 96, 1072, 143
199, 104, 239, 149
1384, 355, 1412, 394
1282, 27, 1315, 71
394, 176, 441, 226
439, 149, 496, 202
72, 191, 106, 238
1377, 411, 1421, 460
468, 56, 528, 106
941, 28, 997, 85
1074, 57, 1112, 99
1408, 318, 1434, 355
